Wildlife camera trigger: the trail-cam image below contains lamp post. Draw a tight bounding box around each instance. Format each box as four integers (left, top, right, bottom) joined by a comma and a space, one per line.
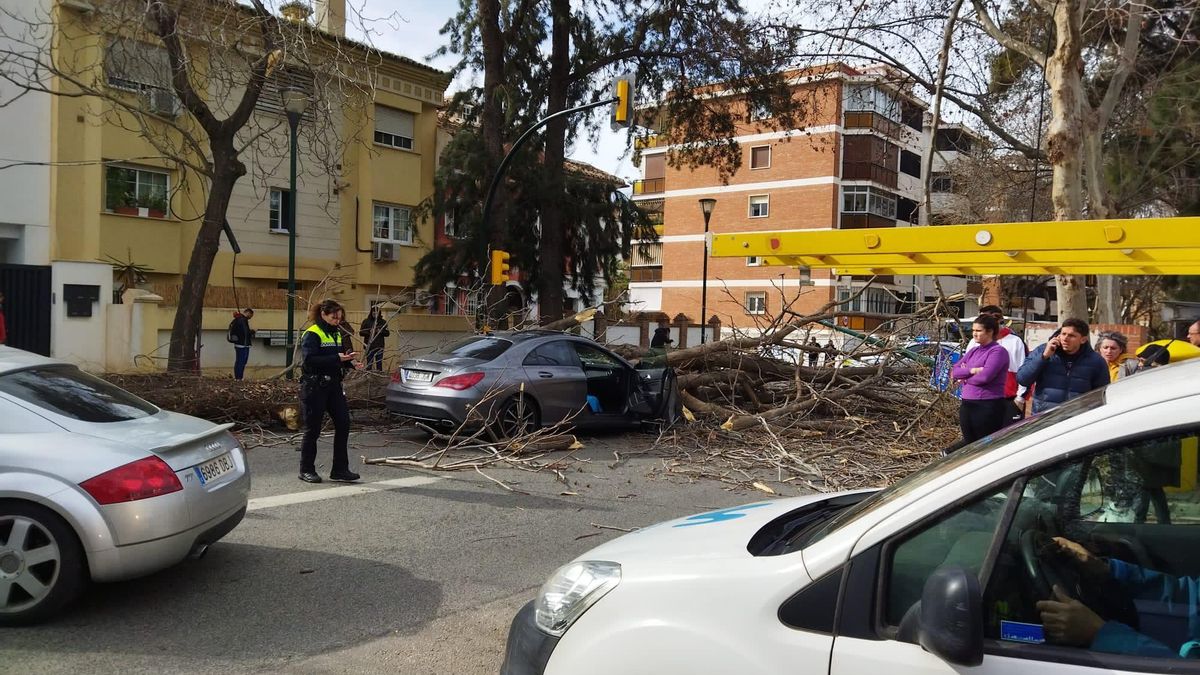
698, 198, 716, 344
280, 86, 308, 379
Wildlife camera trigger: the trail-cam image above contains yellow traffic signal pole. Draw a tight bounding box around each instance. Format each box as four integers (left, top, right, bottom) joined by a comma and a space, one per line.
709, 217, 1200, 275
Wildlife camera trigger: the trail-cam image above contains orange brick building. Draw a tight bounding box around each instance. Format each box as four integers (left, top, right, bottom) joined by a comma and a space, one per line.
629, 63, 979, 336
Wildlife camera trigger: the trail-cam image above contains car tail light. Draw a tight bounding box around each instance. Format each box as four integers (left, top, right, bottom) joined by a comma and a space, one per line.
80, 456, 183, 505
390, 369, 401, 384
434, 372, 485, 390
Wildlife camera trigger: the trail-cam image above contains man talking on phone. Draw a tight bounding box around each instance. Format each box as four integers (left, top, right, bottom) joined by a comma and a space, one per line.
1017, 317, 1109, 414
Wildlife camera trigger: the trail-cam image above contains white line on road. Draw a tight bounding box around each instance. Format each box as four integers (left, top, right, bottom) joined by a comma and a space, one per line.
247, 475, 444, 511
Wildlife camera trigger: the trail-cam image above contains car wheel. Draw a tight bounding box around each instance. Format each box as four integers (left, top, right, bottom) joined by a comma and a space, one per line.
495, 394, 540, 439
0, 501, 87, 626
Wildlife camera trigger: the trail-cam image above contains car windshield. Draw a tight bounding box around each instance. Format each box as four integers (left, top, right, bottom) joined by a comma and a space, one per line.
442, 336, 512, 361
796, 388, 1108, 548
0, 366, 158, 423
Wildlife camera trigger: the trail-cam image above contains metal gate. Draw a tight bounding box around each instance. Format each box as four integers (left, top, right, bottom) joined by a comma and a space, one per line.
0, 264, 52, 356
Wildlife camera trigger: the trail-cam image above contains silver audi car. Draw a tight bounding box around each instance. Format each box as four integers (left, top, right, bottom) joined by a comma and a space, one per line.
386, 330, 680, 436
0, 346, 250, 625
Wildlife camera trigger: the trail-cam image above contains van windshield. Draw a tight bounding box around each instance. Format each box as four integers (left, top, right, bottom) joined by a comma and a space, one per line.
794, 389, 1107, 549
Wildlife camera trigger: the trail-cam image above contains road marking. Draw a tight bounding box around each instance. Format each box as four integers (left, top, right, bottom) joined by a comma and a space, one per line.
247, 475, 443, 511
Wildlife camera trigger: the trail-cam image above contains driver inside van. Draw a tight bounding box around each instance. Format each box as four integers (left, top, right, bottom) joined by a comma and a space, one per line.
1036, 537, 1200, 659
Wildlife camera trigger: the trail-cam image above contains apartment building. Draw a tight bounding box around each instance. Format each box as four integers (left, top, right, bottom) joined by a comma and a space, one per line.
629, 63, 979, 336
0, 0, 449, 367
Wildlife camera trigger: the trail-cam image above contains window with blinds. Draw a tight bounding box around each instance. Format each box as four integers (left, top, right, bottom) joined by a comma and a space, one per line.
375, 105, 415, 150
255, 68, 315, 121
105, 38, 172, 91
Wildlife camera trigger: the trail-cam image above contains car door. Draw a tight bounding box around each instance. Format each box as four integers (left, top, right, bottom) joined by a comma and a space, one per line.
829, 418, 1198, 675
521, 340, 587, 425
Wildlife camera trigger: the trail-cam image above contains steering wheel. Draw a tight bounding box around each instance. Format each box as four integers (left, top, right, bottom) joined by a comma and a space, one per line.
1020, 529, 1140, 630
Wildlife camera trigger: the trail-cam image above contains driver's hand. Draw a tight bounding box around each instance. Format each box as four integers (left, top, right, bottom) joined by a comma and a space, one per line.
1037, 585, 1105, 647
1051, 537, 1109, 580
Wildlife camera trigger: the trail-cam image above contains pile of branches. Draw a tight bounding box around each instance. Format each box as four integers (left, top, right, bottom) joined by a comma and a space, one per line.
103, 371, 394, 428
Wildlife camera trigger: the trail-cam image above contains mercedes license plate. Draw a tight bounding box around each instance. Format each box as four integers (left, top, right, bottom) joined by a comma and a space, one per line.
194, 452, 235, 485
405, 370, 433, 383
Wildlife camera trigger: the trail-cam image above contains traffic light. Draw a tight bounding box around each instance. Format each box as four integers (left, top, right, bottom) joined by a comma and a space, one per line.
610, 74, 635, 131
490, 249, 511, 285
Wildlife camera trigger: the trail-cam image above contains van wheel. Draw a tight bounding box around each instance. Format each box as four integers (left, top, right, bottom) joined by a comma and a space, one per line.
496, 394, 540, 439
0, 502, 87, 626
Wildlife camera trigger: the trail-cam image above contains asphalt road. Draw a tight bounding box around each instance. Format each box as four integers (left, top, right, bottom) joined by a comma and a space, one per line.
4, 428, 758, 674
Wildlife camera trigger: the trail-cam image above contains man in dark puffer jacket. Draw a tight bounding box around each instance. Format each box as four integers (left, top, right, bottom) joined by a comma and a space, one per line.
1017, 317, 1110, 414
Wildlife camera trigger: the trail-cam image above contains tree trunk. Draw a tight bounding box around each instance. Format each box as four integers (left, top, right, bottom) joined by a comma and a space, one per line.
1044, 0, 1089, 321
537, 0, 570, 324
167, 142, 244, 371
1084, 126, 1120, 324
479, 0, 510, 327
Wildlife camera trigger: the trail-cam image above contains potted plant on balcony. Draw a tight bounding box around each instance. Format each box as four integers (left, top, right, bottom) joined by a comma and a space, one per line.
142, 194, 168, 218
113, 192, 139, 216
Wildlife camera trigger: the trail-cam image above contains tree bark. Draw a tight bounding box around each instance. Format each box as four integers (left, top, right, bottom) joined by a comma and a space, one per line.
167, 141, 245, 371
537, 0, 571, 324
1044, 0, 1089, 321
479, 0, 510, 328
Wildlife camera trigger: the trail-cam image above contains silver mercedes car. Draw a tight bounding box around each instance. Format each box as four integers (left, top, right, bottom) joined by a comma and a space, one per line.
0, 346, 250, 625
386, 330, 680, 436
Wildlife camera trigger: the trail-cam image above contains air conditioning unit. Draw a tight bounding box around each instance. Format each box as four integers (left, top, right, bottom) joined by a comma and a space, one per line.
142, 88, 179, 118
372, 241, 398, 262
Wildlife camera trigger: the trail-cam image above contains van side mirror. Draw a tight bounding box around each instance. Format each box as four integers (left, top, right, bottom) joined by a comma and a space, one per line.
918, 566, 984, 666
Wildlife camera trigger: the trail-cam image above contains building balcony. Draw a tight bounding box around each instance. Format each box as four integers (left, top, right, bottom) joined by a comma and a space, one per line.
633, 177, 665, 195
634, 134, 667, 150
841, 161, 898, 188
630, 266, 663, 282
839, 213, 897, 230
843, 111, 901, 140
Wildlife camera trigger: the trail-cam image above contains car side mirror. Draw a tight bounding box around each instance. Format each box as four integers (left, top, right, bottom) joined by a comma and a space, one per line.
918, 566, 984, 666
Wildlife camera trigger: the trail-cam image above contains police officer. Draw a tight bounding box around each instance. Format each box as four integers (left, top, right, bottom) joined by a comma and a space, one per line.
298, 299, 363, 484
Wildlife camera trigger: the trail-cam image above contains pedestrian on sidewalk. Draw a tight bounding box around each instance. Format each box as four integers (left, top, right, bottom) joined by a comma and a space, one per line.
228, 308, 254, 380
359, 305, 390, 371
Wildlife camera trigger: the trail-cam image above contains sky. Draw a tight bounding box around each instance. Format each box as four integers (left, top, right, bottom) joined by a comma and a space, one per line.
347, 0, 640, 181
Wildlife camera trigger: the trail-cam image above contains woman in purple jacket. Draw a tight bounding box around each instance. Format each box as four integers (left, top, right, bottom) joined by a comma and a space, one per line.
950, 314, 1010, 446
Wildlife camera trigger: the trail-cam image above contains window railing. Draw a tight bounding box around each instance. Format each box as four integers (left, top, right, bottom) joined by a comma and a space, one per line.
843, 111, 901, 139
842, 161, 898, 188
633, 178, 665, 195
634, 134, 667, 150
630, 266, 663, 282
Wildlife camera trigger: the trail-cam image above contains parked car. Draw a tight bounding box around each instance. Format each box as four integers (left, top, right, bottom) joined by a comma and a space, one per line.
502, 357, 1200, 674
0, 346, 250, 625
856, 339, 961, 367
386, 330, 681, 436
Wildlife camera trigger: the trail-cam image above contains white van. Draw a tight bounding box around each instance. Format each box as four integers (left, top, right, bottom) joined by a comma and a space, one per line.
502, 359, 1200, 674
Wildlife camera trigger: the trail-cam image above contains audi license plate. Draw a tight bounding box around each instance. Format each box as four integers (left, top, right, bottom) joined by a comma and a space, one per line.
405, 370, 433, 383
194, 452, 236, 485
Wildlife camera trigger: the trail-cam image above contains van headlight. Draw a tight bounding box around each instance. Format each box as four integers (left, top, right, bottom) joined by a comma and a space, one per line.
534, 561, 621, 636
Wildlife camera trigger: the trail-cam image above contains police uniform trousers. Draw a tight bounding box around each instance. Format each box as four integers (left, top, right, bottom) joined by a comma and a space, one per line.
299, 377, 351, 474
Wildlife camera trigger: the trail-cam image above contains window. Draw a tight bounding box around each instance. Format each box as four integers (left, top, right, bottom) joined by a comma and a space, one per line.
842, 185, 896, 219
900, 150, 921, 178
255, 67, 315, 121
373, 203, 414, 244
746, 292, 767, 315
443, 336, 512, 361
572, 343, 623, 369
980, 430, 1200, 662
0, 366, 158, 423
269, 187, 292, 233
748, 100, 772, 121
931, 172, 955, 193
375, 105, 415, 150
749, 195, 770, 218
750, 145, 771, 169
105, 37, 169, 92
104, 165, 168, 215
747, 256, 761, 267
842, 84, 900, 121
884, 488, 1012, 626
631, 242, 663, 266
523, 341, 580, 367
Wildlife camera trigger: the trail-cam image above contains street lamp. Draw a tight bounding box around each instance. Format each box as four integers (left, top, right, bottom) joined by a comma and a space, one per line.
698, 198, 716, 344
281, 86, 308, 379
